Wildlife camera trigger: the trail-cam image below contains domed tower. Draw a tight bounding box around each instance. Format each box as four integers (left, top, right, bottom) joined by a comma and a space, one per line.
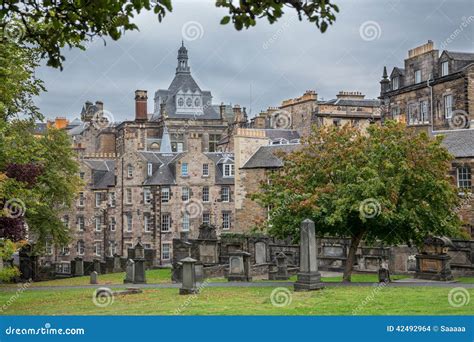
176, 41, 190, 74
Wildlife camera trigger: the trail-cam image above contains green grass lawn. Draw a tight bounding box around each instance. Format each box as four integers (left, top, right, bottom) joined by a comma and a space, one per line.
0, 286, 472, 315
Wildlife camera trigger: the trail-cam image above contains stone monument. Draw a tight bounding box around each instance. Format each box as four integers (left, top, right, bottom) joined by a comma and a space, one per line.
132, 240, 146, 284
227, 251, 252, 282
415, 236, 454, 281
294, 219, 324, 291
179, 257, 198, 295
113, 254, 122, 273
90, 271, 98, 284
124, 259, 135, 284
269, 252, 289, 280
74, 257, 84, 276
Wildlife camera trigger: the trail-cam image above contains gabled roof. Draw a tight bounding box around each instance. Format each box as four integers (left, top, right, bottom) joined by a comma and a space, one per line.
83, 160, 115, 189
319, 99, 380, 107
204, 152, 235, 185
436, 130, 474, 158
443, 51, 474, 62
264, 129, 301, 141
391, 67, 405, 77
140, 151, 183, 185
242, 144, 300, 169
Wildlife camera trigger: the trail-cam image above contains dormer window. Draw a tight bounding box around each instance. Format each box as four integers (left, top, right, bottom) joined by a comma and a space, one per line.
147, 162, 153, 176
223, 164, 234, 177
441, 61, 449, 77
392, 76, 399, 90
415, 70, 421, 84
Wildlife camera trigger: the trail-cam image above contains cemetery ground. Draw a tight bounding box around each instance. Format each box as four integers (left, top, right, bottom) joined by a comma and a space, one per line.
0, 269, 473, 315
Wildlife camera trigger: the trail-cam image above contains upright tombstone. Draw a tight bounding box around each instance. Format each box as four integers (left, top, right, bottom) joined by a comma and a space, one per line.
113, 254, 122, 273
294, 219, 324, 291
227, 251, 252, 282
74, 257, 84, 277
415, 236, 454, 281
93, 259, 101, 274
179, 257, 198, 295
124, 259, 135, 284
255, 242, 267, 264
270, 252, 289, 280
90, 271, 98, 284
133, 240, 146, 284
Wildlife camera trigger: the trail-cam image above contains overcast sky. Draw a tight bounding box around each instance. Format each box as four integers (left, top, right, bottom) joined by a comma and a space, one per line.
35, 0, 474, 122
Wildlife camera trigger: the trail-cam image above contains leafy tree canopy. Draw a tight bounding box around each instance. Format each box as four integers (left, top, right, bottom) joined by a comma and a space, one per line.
253, 122, 465, 281
0, 0, 338, 68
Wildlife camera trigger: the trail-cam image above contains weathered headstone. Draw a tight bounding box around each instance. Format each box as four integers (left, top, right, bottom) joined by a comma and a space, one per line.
74, 257, 84, 277
179, 257, 198, 295
133, 240, 146, 284
378, 267, 390, 283
90, 271, 98, 284
255, 242, 267, 264
195, 263, 204, 282
113, 254, 122, 273
294, 219, 324, 291
415, 236, 454, 281
124, 259, 135, 284
270, 252, 289, 280
227, 251, 252, 281
93, 259, 101, 274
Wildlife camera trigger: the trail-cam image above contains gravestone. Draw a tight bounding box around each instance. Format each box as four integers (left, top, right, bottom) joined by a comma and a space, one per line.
179, 257, 198, 295
227, 251, 252, 281
415, 236, 454, 281
113, 254, 122, 273
133, 240, 146, 284
195, 263, 204, 282
124, 259, 135, 284
90, 271, 98, 284
270, 252, 289, 280
74, 257, 84, 276
93, 259, 101, 274
378, 267, 390, 283
255, 242, 267, 264
294, 219, 324, 291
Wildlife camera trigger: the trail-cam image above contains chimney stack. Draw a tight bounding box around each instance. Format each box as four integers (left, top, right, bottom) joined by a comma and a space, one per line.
219, 102, 226, 120
135, 90, 148, 121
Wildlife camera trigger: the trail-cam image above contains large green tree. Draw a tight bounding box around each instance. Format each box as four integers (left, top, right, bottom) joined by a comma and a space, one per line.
253, 122, 465, 282
0, 0, 339, 68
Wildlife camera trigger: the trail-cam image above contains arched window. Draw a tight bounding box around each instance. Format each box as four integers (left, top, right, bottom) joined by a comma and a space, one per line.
186, 98, 192, 107
178, 97, 184, 107
194, 97, 200, 107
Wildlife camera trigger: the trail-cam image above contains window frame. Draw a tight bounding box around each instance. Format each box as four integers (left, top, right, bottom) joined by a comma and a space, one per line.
161, 213, 171, 232
181, 163, 188, 177
162, 243, 171, 260
182, 213, 190, 232
441, 61, 449, 77
223, 164, 235, 177
414, 69, 421, 84
147, 162, 153, 177
222, 212, 231, 230
221, 186, 230, 202
202, 163, 209, 177
161, 187, 170, 203
202, 186, 210, 202
457, 166, 472, 190
444, 94, 453, 119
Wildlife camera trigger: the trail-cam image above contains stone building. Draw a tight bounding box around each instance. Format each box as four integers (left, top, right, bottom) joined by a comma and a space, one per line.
379, 40, 474, 131
250, 90, 380, 135
44, 43, 239, 267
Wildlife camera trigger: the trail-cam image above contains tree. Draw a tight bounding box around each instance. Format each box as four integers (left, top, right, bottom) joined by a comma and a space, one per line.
0, 0, 339, 68
253, 122, 465, 282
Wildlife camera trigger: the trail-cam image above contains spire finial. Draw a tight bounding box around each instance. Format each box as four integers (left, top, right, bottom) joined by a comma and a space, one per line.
181, 40, 184, 47
382, 66, 388, 79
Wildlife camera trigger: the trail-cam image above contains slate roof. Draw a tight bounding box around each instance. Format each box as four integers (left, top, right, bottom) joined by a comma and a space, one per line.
436, 130, 474, 158
264, 129, 301, 141
67, 122, 88, 136
83, 160, 115, 189
320, 99, 380, 107
445, 51, 474, 62
204, 152, 235, 185
141, 152, 183, 186
242, 144, 300, 169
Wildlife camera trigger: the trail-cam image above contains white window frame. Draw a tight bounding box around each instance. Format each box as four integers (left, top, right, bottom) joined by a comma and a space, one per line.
414, 69, 421, 84
161, 187, 170, 203
392, 76, 399, 90
162, 243, 171, 260
441, 61, 449, 77
222, 212, 230, 230
223, 164, 234, 177
126, 188, 132, 204
126, 213, 133, 232
221, 186, 230, 202
78, 192, 85, 207
127, 165, 133, 178
109, 192, 116, 207
457, 167, 471, 190
95, 216, 102, 232
77, 216, 85, 231
202, 212, 210, 225
77, 241, 85, 255
109, 217, 116, 231
182, 213, 190, 232
147, 162, 153, 177
161, 213, 171, 232
144, 214, 152, 232
95, 192, 102, 207
202, 186, 210, 202
420, 100, 429, 123
181, 163, 188, 177
94, 241, 101, 256
143, 188, 152, 204
181, 187, 190, 202
202, 163, 209, 177
444, 94, 453, 119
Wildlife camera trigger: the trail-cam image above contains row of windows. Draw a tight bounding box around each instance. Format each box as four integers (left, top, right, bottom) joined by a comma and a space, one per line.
390, 94, 454, 124
391, 61, 450, 91
181, 162, 234, 177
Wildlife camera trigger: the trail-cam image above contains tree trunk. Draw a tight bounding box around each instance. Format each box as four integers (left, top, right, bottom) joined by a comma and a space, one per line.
342, 231, 365, 282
